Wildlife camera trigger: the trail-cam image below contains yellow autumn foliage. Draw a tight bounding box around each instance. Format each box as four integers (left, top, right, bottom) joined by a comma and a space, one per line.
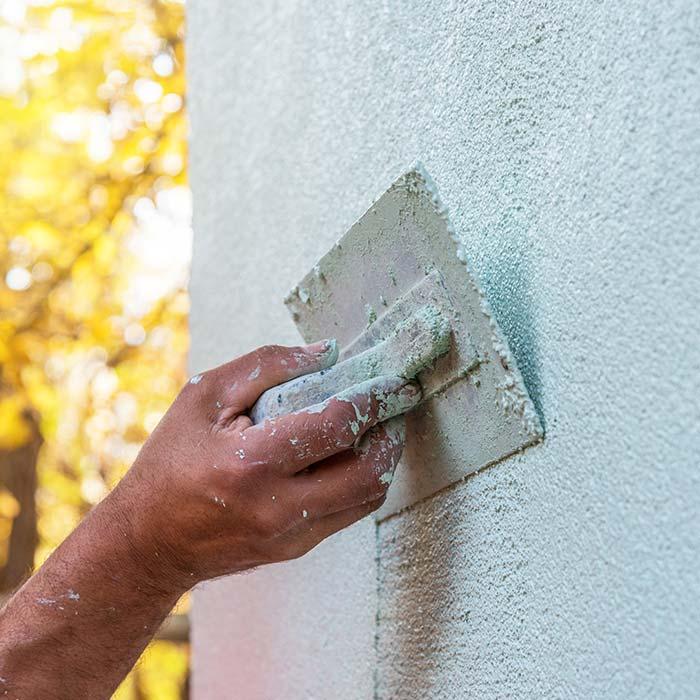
0, 1, 190, 697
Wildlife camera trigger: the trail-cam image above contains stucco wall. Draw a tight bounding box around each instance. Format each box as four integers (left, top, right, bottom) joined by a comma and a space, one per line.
187, 1, 700, 697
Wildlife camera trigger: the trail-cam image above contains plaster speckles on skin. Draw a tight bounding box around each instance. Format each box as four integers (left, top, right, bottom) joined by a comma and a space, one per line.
348, 399, 371, 436
36, 589, 80, 606
379, 471, 394, 486
235, 448, 245, 459
189, 374, 203, 385
213, 496, 226, 508
247, 366, 261, 381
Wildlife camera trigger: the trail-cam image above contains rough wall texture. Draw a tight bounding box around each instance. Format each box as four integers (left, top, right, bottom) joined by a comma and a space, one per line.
187, 1, 700, 698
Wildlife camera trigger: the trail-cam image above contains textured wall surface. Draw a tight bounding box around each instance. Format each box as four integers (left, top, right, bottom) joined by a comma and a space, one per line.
187, 1, 700, 697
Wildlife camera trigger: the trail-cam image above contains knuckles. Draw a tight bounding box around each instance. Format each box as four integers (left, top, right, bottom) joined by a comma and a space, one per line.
254, 344, 284, 363
246, 508, 281, 540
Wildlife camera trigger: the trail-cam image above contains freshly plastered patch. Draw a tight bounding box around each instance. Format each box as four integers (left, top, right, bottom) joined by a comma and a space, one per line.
280, 165, 543, 518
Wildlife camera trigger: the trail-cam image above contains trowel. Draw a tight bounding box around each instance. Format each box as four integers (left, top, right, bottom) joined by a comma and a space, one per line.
252, 165, 543, 518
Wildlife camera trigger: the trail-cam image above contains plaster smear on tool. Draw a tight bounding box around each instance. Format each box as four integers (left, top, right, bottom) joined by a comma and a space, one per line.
394, 306, 451, 378
477, 288, 540, 435
408, 165, 540, 435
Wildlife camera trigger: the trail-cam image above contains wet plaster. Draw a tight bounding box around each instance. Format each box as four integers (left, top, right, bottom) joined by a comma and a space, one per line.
187, 0, 700, 698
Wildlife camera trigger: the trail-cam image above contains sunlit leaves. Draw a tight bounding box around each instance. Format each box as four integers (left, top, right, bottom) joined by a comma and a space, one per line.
0, 395, 32, 449
1, 0, 189, 696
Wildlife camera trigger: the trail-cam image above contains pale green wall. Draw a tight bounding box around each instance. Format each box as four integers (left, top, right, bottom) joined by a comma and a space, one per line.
187, 1, 700, 697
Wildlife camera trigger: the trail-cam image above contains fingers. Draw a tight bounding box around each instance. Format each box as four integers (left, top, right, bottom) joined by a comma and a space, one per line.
286, 418, 406, 519
190, 340, 339, 414
242, 376, 420, 473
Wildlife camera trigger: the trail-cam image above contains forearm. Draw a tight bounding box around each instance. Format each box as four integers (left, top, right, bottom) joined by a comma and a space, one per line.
0, 480, 185, 699
0, 342, 416, 698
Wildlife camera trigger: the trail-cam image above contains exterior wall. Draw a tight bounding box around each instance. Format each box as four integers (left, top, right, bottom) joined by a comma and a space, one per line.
187, 1, 700, 698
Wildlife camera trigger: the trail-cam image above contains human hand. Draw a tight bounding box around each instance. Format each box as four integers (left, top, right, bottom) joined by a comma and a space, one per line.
110, 340, 421, 593
0, 340, 421, 698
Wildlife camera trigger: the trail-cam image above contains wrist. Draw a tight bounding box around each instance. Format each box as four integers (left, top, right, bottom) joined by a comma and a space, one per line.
97, 475, 193, 599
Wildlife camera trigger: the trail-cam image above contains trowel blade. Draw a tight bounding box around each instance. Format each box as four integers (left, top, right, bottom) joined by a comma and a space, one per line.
285, 165, 543, 518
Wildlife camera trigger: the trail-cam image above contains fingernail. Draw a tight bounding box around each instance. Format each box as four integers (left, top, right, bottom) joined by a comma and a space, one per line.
307, 338, 338, 368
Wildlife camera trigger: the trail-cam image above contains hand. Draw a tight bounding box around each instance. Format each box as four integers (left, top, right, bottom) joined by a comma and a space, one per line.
0, 340, 421, 699
111, 340, 421, 593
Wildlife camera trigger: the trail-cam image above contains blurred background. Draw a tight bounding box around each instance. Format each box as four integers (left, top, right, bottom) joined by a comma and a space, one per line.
0, 0, 190, 696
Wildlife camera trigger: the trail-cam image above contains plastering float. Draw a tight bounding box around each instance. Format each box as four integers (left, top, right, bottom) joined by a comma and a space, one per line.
252, 164, 543, 518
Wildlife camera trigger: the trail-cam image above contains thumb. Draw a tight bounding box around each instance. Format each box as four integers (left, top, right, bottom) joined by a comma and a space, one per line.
214, 340, 339, 413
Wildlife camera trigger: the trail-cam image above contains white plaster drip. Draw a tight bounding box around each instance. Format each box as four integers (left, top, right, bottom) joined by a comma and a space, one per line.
405, 162, 466, 267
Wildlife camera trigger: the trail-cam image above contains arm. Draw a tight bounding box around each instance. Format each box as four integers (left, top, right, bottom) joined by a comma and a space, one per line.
0, 340, 419, 699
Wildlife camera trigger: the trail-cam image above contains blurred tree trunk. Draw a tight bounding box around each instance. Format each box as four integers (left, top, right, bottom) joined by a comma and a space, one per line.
0, 411, 42, 593
181, 666, 190, 700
